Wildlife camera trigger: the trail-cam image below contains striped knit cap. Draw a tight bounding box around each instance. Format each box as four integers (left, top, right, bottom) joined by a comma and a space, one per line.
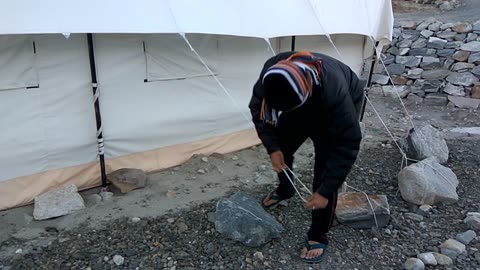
260, 51, 322, 125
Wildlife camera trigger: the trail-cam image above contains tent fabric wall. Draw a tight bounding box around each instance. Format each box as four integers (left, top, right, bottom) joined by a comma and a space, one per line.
0, 36, 38, 90
0, 32, 374, 210
0, 34, 98, 183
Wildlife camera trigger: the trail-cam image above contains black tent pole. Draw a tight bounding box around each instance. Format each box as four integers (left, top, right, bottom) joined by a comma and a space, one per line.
291, 36, 296, 51
87, 33, 107, 189
359, 41, 379, 122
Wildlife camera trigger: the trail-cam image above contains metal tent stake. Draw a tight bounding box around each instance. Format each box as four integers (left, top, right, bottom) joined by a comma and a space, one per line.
87, 33, 107, 189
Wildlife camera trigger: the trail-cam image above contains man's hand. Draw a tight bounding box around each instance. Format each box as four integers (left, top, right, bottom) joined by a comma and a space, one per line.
305, 192, 329, 210
270, 151, 287, 173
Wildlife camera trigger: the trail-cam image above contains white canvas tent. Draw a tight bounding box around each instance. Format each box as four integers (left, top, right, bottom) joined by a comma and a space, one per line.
0, 0, 393, 210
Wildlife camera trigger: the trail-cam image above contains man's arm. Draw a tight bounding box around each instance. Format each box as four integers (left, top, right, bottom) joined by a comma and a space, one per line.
315, 80, 362, 198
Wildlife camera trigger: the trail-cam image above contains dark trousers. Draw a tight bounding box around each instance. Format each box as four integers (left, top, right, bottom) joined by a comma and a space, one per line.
274, 94, 363, 244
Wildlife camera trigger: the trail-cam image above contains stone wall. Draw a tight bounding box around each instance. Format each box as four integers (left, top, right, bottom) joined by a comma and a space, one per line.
372, 19, 480, 109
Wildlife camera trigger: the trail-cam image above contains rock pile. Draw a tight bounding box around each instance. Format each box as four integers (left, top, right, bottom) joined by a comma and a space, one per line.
374, 19, 480, 109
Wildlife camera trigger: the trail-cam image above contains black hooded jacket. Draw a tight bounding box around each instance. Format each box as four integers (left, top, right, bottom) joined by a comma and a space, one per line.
248, 51, 364, 197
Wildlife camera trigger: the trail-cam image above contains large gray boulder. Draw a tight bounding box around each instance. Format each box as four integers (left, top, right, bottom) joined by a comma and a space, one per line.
335, 192, 390, 229
33, 184, 85, 220
400, 125, 449, 163
215, 192, 284, 247
398, 158, 458, 205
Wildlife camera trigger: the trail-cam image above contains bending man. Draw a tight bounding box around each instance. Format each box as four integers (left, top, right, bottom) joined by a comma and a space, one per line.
248, 51, 363, 263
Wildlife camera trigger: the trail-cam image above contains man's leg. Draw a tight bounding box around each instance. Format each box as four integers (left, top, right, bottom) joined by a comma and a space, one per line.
307, 139, 338, 244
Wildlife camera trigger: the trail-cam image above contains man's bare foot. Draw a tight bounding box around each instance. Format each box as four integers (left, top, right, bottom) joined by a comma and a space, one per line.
300, 241, 324, 259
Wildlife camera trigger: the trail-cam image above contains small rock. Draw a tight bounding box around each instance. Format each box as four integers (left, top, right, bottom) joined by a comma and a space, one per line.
420, 61, 442, 70
398, 39, 413, 48
448, 96, 480, 109
469, 52, 480, 63
197, 169, 206, 174
439, 1, 453, 11
453, 51, 470, 62
439, 239, 466, 259
392, 76, 409, 85
396, 56, 421, 67
398, 158, 458, 205
452, 62, 476, 72
382, 86, 410, 98
436, 31, 457, 40
471, 84, 480, 98
399, 48, 410, 56
428, 21, 442, 32
99, 191, 114, 201
232, 155, 239, 161
335, 192, 390, 229
108, 168, 147, 193
443, 83, 465, 96
405, 258, 425, 270
417, 252, 437, 266
432, 253, 453, 265
407, 68, 424, 79
420, 30, 434, 38
33, 184, 85, 220
372, 74, 389, 85
177, 222, 188, 233
461, 41, 480, 52
424, 93, 448, 106
456, 230, 477, 245
405, 213, 424, 221
15, 249, 23, 254
167, 218, 175, 223
427, 37, 447, 49
474, 20, 480, 32
113, 255, 125, 266
436, 48, 455, 57
401, 21, 416, 29
440, 23, 454, 30
455, 33, 467, 41
467, 33, 478, 42
445, 41, 465, 49
464, 212, 480, 231
386, 64, 406, 76
421, 69, 450, 80
166, 190, 177, 197
412, 38, 428, 49
253, 251, 264, 260
447, 72, 479, 87
422, 56, 439, 63
419, 205, 432, 213
132, 217, 141, 223
201, 157, 209, 162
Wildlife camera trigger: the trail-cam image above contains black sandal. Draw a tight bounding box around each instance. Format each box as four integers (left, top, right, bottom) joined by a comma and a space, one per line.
261, 190, 290, 209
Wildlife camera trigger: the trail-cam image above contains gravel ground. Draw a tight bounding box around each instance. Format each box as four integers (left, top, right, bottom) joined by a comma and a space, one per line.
2, 137, 479, 270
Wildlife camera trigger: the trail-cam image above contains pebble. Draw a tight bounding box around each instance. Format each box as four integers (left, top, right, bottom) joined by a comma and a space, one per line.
132, 217, 141, 223
15, 249, 22, 254
417, 252, 437, 266
439, 239, 466, 259
197, 169, 206, 174
405, 213, 424, 222
99, 191, 114, 201
432, 252, 453, 265
201, 157, 208, 162
404, 257, 425, 270
456, 230, 477, 245
167, 218, 175, 223
113, 255, 125, 266
177, 222, 188, 233
419, 205, 432, 213
232, 156, 239, 161
253, 251, 264, 260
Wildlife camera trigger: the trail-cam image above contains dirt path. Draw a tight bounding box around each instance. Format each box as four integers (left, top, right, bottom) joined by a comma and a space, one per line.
394, 0, 480, 23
